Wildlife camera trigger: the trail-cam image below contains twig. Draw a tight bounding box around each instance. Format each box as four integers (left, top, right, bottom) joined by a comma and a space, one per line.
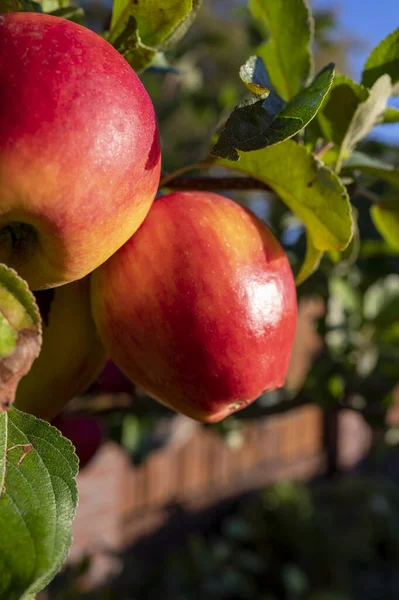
160, 162, 212, 187
161, 175, 272, 192
315, 141, 334, 159
356, 186, 380, 204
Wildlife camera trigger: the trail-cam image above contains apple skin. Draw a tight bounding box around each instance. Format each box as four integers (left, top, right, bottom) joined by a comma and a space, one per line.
51, 414, 104, 469
91, 191, 297, 423
0, 13, 161, 290
15, 277, 106, 421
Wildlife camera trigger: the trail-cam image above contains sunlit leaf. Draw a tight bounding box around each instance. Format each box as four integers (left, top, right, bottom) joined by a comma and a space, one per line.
381, 107, 399, 123
249, 0, 314, 100
213, 140, 353, 252
361, 28, 399, 90
295, 234, 323, 285
111, 0, 192, 47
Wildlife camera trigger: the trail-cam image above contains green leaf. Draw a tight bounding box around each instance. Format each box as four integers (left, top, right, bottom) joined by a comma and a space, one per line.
317, 75, 369, 145
360, 239, 399, 258
0, 407, 78, 599
211, 62, 334, 161
381, 107, 399, 123
213, 140, 353, 252
371, 199, 399, 250
48, 6, 85, 24
111, 0, 192, 48
328, 213, 360, 267
361, 28, 399, 90
110, 15, 157, 73
0, 266, 42, 412
110, 0, 197, 72
161, 0, 202, 50
249, 0, 314, 101
295, 234, 323, 286
0, 0, 40, 11
343, 151, 399, 187
336, 75, 392, 172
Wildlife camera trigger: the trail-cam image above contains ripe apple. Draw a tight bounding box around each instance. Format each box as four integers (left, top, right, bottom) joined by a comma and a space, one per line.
0, 13, 161, 290
51, 414, 104, 469
15, 276, 106, 421
91, 191, 297, 423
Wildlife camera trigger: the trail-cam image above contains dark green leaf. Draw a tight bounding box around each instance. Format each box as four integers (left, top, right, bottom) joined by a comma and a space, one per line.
249, 0, 314, 100
211, 63, 334, 161
361, 28, 399, 90
213, 140, 353, 252
371, 199, 399, 250
0, 407, 78, 599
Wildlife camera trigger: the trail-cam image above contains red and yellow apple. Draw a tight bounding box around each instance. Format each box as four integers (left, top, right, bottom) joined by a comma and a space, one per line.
0, 13, 161, 290
15, 276, 106, 421
91, 191, 297, 423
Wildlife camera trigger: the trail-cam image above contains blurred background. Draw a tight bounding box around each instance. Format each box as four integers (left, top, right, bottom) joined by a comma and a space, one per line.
40, 0, 399, 598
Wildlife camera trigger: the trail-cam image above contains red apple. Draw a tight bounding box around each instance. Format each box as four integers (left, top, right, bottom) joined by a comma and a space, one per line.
0, 13, 161, 290
51, 414, 104, 469
15, 276, 106, 420
91, 191, 297, 423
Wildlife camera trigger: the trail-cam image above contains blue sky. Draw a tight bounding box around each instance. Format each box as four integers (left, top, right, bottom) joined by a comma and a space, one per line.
315, 0, 399, 144
315, 0, 398, 78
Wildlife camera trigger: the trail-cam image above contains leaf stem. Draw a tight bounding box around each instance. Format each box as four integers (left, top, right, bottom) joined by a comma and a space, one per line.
160, 161, 273, 192
315, 141, 334, 158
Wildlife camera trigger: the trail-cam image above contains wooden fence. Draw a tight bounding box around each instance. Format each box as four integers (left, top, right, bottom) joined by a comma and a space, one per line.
67, 404, 371, 589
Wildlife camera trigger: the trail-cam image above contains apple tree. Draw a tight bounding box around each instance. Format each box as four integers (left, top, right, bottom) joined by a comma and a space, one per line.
0, 0, 398, 597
